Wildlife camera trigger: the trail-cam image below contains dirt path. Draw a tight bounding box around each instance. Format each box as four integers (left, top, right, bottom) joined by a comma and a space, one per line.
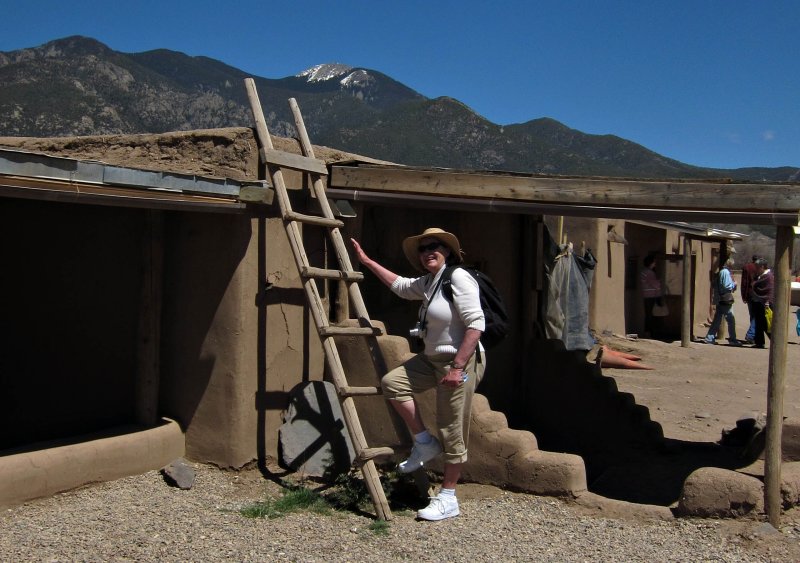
602, 296, 800, 449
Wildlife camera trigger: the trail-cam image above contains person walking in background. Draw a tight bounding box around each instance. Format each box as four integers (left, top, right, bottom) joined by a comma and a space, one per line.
640, 254, 663, 339
740, 255, 759, 344
704, 258, 741, 345
750, 258, 774, 349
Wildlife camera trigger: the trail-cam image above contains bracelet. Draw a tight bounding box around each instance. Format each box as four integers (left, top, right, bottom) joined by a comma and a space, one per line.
451, 364, 465, 370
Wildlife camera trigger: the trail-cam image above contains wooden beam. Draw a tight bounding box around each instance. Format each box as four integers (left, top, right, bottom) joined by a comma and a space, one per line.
327, 185, 799, 226
260, 148, 328, 176
681, 236, 692, 347
764, 225, 795, 526
135, 210, 164, 427
330, 165, 800, 214
239, 184, 275, 205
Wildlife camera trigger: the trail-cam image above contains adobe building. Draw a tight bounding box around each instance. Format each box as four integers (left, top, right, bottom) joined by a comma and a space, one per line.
0, 129, 587, 509
547, 216, 744, 339
1, 126, 797, 519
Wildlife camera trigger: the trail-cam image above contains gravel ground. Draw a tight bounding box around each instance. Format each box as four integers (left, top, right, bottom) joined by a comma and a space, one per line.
3, 463, 800, 562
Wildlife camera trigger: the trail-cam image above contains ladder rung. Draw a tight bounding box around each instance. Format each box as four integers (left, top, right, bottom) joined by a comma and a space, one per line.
261, 148, 328, 175
284, 210, 344, 228
340, 385, 382, 397
319, 325, 382, 337
302, 266, 364, 282
356, 447, 396, 463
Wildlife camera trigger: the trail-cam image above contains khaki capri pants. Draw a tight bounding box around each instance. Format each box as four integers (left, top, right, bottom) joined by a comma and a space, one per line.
381, 352, 485, 464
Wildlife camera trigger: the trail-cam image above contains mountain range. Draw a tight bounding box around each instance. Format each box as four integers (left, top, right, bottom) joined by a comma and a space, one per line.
0, 36, 797, 182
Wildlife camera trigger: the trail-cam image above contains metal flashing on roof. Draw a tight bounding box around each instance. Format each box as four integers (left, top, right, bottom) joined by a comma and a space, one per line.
629, 220, 748, 240
0, 147, 271, 212
0, 148, 106, 184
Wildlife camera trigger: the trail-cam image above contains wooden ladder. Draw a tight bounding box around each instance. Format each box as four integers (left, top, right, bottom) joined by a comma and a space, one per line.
244, 78, 396, 520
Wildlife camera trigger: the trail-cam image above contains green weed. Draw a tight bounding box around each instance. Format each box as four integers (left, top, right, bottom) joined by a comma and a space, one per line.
240, 487, 330, 519
368, 519, 390, 536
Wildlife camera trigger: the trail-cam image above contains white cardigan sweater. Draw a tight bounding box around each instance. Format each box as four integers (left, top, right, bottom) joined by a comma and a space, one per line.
391, 266, 485, 356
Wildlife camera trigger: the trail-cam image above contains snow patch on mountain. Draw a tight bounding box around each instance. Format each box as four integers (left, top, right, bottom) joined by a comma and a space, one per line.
340, 69, 373, 88
298, 64, 375, 90
297, 63, 353, 82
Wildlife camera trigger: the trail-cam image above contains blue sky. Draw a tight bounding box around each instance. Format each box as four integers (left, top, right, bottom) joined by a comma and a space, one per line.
2, 0, 797, 170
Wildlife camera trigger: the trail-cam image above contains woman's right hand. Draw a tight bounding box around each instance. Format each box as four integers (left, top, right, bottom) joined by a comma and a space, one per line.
350, 238, 398, 287
350, 238, 368, 264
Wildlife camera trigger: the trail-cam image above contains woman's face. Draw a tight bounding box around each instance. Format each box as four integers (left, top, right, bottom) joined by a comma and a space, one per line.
417, 237, 450, 274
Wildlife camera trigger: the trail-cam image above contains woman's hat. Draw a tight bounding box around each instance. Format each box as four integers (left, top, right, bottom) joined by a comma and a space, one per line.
402, 227, 463, 271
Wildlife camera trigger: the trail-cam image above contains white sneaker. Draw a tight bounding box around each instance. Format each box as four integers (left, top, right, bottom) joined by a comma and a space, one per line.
398, 437, 442, 473
417, 493, 460, 521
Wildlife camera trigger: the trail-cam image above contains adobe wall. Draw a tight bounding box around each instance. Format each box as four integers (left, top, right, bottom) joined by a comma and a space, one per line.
661, 231, 718, 337
689, 238, 720, 334
158, 212, 327, 467
624, 223, 670, 336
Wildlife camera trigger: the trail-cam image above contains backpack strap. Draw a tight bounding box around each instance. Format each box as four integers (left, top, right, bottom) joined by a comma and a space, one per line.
439, 265, 482, 365
440, 265, 459, 302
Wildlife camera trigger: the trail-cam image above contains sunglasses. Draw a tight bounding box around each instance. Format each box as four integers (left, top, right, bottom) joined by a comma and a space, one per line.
417, 242, 443, 254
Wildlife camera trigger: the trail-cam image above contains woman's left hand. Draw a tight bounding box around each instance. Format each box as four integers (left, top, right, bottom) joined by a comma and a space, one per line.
440, 368, 465, 388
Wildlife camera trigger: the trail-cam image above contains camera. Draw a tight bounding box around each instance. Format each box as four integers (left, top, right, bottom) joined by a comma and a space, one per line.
409, 321, 426, 339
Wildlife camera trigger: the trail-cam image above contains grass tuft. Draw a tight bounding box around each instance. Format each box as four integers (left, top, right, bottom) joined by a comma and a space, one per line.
240, 487, 330, 519
368, 519, 390, 536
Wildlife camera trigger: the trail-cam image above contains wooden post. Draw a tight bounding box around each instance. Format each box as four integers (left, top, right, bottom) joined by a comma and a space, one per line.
681, 236, 692, 347
764, 225, 794, 526
135, 210, 164, 427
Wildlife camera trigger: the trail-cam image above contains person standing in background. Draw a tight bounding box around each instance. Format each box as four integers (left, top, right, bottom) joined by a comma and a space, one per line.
704, 258, 741, 345
640, 254, 663, 339
740, 255, 759, 344
750, 258, 774, 349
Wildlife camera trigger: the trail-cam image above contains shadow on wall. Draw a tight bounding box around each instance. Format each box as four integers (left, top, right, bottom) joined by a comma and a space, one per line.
521, 338, 759, 506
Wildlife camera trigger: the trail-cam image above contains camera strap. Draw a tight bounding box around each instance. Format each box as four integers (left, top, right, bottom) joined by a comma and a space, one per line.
418, 273, 446, 328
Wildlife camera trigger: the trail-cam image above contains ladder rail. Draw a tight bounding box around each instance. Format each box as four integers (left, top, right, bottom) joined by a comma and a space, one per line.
289, 98, 374, 324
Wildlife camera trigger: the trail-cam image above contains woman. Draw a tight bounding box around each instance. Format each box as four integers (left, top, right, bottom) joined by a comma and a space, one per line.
704, 258, 741, 345
640, 254, 663, 338
351, 227, 485, 521
750, 258, 774, 349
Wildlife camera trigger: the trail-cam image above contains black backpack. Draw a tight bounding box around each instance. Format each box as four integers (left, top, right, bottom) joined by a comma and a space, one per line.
440, 265, 510, 349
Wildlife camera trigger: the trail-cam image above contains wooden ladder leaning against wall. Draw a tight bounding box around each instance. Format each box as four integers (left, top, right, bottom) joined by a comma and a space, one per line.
244, 78, 398, 521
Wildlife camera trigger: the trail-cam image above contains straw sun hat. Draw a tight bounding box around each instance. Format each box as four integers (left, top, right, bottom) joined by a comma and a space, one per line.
402, 227, 464, 272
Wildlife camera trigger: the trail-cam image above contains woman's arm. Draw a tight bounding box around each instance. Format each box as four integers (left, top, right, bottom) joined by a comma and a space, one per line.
441, 269, 484, 387
440, 328, 482, 388
350, 238, 398, 288
721, 269, 737, 292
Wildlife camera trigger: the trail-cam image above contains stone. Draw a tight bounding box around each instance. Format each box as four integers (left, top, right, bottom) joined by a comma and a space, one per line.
279, 381, 355, 478
161, 458, 196, 490
676, 467, 763, 518
780, 462, 800, 506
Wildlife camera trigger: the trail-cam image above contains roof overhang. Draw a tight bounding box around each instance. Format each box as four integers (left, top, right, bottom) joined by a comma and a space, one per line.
328, 163, 800, 227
